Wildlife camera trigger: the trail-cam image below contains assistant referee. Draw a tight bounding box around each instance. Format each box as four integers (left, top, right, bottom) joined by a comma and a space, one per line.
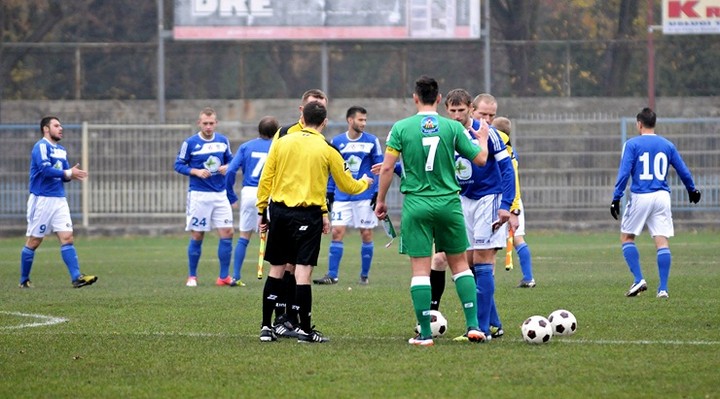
256, 101, 373, 343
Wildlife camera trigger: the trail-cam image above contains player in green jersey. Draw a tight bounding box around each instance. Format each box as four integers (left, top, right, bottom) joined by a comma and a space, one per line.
374, 75, 490, 346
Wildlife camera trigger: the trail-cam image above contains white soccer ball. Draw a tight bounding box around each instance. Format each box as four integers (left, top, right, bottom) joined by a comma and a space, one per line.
548, 309, 577, 336
521, 315, 553, 344
414, 310, 448, 338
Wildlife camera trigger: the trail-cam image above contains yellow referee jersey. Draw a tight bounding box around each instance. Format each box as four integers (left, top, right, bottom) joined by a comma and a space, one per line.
498, 130, 521, 212
257, 127, 370, 215
272, 120, 303, 141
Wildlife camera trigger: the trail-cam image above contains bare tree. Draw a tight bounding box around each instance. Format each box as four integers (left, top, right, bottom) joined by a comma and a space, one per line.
603, 0, 640, 95
492, 0, 542, 96
0, 0, 63, 120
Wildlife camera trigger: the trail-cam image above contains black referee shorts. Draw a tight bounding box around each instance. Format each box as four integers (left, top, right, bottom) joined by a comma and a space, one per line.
265, 202, 324, 267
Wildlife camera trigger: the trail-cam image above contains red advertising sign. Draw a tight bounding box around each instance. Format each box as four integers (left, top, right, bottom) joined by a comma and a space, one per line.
662, 0, 720, 34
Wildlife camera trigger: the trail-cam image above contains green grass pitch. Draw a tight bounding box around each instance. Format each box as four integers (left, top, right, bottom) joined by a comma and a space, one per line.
1, 230, 718, 398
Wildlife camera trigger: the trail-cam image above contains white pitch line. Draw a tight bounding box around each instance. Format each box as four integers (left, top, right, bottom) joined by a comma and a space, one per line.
1, 328, 719, 346
0, 311, 68, 330
556, 338, 720, 346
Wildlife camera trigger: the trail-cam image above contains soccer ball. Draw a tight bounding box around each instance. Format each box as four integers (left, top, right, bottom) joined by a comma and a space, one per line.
548, 309, 577, 336
414, 310, 448, 338
521, 315, 553, 344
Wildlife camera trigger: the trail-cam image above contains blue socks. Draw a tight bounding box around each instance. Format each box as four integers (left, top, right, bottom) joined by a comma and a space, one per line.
23, 244, 82, 283
622, 242, 643, 283
60, 243, 81, 281
20, 246, 35, 283
360, 241, 373, 277
657, 248, 672, 292
188, 239, 202, 277
187, 238, 234, 279
516, 242, 534, 281
489, 297, 502, 330
233, 237, 249, 280
327, 240, 374, 280
473, 263, 495, 335
218, 238, 232, 279
328, 240, 343, 279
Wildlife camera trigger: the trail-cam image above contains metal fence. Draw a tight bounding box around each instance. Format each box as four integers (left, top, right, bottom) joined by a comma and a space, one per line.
512, 117, 720, 229
1, 117, 718, 234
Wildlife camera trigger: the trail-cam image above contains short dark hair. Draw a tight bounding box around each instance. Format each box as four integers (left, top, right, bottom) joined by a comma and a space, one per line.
637, 107, 656, 128
258, 116, 279, 138
414, 75, 439, 105
302, 101, 327, 127
346, 106, 367, 119
301, 89, 328, 105
40, 116, 59, 135
445, 88, 472, 107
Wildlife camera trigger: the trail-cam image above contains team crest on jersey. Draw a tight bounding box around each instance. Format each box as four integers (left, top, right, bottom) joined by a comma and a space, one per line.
204, 155, 221, 173
420, 116, 439, 135
53, 160, 63, 170
346, 155, 362, 173
455, 158, 472, 180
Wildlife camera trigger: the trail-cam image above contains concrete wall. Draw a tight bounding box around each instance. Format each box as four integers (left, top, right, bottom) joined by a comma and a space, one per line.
2, 97, 719, 128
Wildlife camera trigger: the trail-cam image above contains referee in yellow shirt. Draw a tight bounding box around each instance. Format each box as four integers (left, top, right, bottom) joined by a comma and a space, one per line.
257, 101, 373, 343
269, 88, 328, 339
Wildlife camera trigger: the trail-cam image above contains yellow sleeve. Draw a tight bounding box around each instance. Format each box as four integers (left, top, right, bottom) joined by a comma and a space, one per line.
328, 147, 370, 195
499, 131, 522, 212
510, 156, 521, 211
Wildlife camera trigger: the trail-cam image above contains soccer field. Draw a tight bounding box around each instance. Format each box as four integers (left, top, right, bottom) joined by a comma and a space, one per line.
1, 230, 718, 398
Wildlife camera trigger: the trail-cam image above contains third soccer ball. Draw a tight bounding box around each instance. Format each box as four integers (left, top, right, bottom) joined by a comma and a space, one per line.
521, 315, 553, 344
414, 310, 448, 338
548, 309, 577, 336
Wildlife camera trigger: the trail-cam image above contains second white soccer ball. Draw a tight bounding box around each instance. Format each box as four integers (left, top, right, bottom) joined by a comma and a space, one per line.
521, 315, 553, 344
548, 309, 577, 336
414, 310, 448, 338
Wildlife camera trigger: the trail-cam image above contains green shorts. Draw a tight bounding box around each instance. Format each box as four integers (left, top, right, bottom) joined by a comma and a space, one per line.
399, 194, 468, 257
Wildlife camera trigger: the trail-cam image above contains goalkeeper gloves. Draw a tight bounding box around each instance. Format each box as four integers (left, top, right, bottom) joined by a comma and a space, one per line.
688, 189, 701, 204
610, 200, 620, 220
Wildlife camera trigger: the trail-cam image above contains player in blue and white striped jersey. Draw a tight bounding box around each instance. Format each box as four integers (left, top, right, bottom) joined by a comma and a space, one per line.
226, 116, 278, 286
19, 116, 97, 289
611, 107, 701, 299
313, 106, 384, 285
174, 107, 235, 287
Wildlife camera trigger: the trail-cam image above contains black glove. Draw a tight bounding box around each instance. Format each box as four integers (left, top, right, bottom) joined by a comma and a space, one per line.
610, 200, 620, 220
688, 189, 701, 204
371, 192, 378, 210
326, 192, 335, 214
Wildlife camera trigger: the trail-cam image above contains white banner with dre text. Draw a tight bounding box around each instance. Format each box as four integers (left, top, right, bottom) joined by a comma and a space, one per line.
173, 0, 480, 40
